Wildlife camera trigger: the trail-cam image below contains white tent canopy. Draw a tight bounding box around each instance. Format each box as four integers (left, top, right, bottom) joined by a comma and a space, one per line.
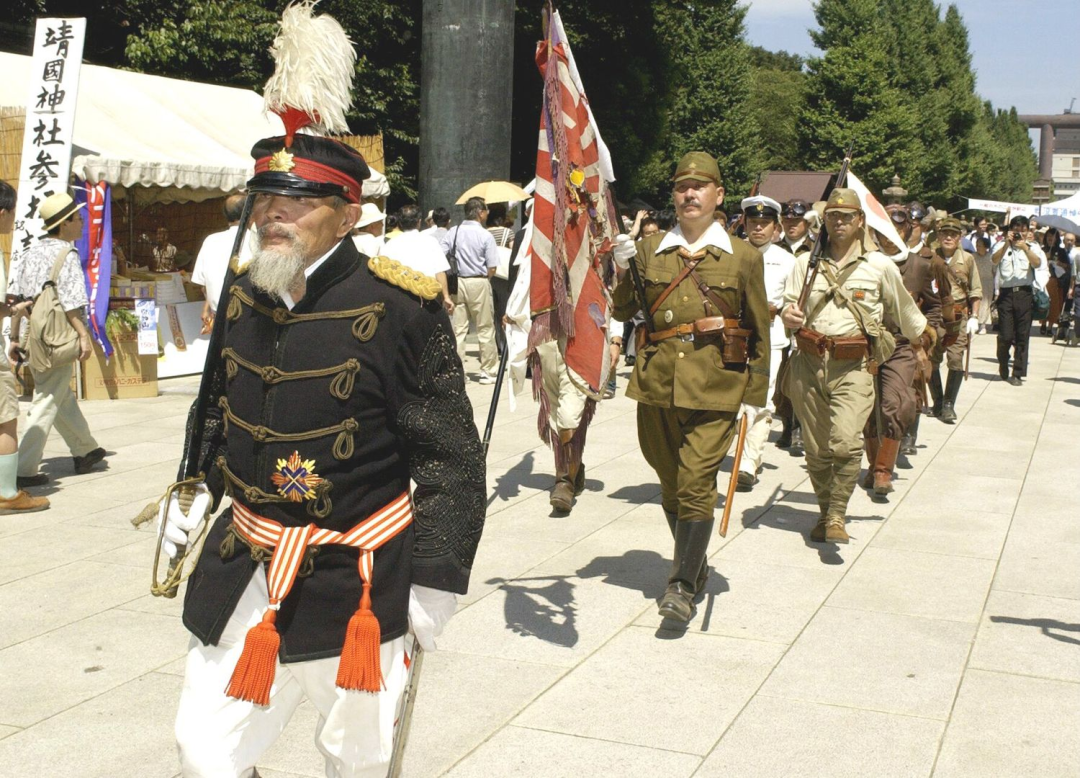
1040, 191, 1080, 219
0, 52, 388, 203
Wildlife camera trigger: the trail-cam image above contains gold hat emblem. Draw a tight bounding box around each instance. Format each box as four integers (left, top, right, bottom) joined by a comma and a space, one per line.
269, 148, 295, 172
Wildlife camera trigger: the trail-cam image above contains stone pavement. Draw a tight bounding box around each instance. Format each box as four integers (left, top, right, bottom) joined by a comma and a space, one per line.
0, 331, 1077, 777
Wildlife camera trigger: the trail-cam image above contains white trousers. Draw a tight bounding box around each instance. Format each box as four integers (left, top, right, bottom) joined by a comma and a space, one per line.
175, 573, 409, 778
740, 348, 783, 475
18, 363, 98, 477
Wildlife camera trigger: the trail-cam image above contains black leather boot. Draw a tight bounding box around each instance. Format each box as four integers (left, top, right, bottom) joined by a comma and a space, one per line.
940, 370, 963, 423
658, 518, 714, 623
665, 512, 708, 595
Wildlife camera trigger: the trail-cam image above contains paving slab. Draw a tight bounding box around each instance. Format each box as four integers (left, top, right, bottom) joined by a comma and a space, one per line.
514, 626, 785, 755
871, 508, 1012, 560
0, 608, 189, 727
933, 670, 1080, 778
696, 696, 944, 778
0, 672, 183, 777
827, 547, 997, 623
969, 590, 1080, 683
442, 725, 701, 778
759, 607, 975, 720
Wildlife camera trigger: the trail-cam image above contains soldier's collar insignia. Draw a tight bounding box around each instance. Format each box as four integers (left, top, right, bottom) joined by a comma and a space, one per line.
271, 451, 323, 502
269, 148, 296, 172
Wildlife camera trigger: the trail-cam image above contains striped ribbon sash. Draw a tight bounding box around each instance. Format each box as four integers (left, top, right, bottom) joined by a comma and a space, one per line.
225, 492, 413, 705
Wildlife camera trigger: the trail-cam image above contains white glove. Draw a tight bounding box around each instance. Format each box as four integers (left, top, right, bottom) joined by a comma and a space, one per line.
612, 234, 636, 269
966, 316, 979, 336
156, 483, 212, 559
737, 403, 763, 427
408, 584, 457, 651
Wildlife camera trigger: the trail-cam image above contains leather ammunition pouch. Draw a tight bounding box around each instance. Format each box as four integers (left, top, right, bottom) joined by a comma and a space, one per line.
795, 327, 868, 362
649, 316, 750, 364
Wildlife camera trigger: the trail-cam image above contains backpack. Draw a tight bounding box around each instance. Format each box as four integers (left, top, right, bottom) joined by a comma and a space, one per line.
27, 245, 81, 373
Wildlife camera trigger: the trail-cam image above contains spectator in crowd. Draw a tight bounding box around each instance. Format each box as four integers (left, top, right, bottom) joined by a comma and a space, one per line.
626, 209, 648, 239
992, 214, 1043, 384
111, 237, 129, 277
973, 236, 995, 334
1042, 227, 1072, 342
384, 213, 402, 240
655, 209, 676, 232
487, 205, 516, 355
151, 226, 178, 272
190, 195, 250, 335
352, 202, 386, 257
381, 203, 453, 313
0, 181, 49, 512
421, 206, 450, 243
439, 197, 500, 383
1068, 233, 1080, 346
7, 192, 106, 485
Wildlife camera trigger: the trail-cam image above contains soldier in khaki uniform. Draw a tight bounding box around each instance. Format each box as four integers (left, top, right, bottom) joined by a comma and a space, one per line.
930, 217, 981, 423
611, 152, 770, 622
780, 189, 932, 543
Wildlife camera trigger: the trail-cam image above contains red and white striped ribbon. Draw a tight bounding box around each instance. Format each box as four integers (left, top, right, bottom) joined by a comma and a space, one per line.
231, 492, 412, 609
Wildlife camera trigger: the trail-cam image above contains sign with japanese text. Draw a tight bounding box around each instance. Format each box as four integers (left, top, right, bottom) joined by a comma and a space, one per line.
11, 18, 86, 258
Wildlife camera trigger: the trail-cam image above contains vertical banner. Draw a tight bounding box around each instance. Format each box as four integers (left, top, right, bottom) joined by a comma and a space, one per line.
75, 180, 113, 357
10, 17, 86, 258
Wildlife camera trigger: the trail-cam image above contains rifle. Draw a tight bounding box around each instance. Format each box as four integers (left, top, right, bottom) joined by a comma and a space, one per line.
795, 141, 856, 315
729, 171, 764, 237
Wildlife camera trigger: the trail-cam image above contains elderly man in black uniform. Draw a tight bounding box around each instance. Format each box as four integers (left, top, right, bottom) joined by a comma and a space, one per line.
159, 134, 486, 777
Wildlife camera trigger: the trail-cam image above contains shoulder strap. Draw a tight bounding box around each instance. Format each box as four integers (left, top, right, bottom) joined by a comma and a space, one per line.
946, 257, 970, 295
804, 261, 860, 328
49, 244, 71, 283
680, 249, 740, 319
818, 261, 881, 339
649, 252, 703, 315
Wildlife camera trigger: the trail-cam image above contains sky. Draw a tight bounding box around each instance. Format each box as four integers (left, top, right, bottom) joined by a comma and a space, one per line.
743, 0, 1080, 122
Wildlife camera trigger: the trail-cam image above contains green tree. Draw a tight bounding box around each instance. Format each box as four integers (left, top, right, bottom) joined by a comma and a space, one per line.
800, 0, 918, 192
653, 0, 760, 207
748, 47, 806, 170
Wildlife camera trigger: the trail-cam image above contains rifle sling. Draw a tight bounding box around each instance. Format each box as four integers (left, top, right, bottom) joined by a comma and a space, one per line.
803, 261, 862, 331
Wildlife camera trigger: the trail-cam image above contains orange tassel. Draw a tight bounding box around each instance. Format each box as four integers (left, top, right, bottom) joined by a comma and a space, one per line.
226, 610, 280, 706
336, 583, 383, 692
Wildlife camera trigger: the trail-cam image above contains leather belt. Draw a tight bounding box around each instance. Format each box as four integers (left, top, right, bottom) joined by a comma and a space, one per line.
649, 316, 739, 343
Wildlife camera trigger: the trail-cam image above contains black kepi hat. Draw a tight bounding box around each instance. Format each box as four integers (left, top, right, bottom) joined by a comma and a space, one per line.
249, 134, 370, 204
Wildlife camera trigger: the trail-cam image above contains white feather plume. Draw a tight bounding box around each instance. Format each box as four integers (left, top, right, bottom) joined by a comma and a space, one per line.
263, 1, 356, 136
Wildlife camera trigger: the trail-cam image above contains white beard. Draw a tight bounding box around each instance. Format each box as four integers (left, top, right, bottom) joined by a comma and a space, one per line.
248, 226, 307, 301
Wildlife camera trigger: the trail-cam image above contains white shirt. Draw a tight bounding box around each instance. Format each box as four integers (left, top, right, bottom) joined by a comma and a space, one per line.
380, 229, 450, 277
997, 241, 1042, 288
281, 242, 341, 310
655, 221, 734, 255
757, 243, 797, 349
352, 232, 383, 258
190, 225, 253, 313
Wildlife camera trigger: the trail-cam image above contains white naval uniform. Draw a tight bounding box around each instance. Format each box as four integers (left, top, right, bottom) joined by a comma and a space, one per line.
740, 242, 796, 476
175, 572, 410, 778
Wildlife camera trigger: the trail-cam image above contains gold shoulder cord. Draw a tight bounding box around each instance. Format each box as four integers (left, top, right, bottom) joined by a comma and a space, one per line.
369, 256, 441, 301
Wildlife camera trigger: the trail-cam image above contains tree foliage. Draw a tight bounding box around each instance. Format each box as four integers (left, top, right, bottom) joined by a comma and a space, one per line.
9, 0, 1036, 207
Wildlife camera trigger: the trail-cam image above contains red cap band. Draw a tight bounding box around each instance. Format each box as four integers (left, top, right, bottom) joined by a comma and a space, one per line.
253, 156, 361, 203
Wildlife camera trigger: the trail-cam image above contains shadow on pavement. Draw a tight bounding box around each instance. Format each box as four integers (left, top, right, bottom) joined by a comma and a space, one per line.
989, 615, 1080, 646
485, 574, 579, 647
607, 482, 662, 505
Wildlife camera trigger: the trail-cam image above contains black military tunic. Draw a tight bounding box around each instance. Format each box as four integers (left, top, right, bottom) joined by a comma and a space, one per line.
181, 239, 486, 662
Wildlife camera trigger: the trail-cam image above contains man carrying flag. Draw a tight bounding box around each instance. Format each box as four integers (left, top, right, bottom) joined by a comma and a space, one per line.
611, 151, 770, 623
524, 8, 619, 514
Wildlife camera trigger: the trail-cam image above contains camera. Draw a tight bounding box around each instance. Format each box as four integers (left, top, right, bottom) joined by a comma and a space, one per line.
1011, 231, 1023, 241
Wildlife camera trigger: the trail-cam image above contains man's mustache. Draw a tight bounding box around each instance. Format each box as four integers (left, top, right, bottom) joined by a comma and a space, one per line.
258, 224, 298, 242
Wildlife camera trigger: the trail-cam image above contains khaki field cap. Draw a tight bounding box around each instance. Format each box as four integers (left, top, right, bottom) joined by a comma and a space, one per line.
937, 216, 963, 233
673, 151, 721, 185
39, 192, 85, 232
824, 188, 862, 213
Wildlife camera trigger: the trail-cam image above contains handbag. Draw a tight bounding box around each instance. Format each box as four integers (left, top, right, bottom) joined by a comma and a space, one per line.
1033, 285, 1051, 320
26, 245, 82, 374
444, 225, 461, 296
